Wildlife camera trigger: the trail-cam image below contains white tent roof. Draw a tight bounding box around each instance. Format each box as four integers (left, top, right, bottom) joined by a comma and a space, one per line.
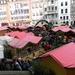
0, 45, 4, 58
0, 36, 14, 45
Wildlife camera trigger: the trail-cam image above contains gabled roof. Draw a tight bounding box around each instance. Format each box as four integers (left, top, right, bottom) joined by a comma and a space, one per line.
5, 31, 34, 40
0, 26, 8, 30
8, 35, 42, 48
8, 26, 28, 29
41, 42, 75, 68
52, 26, 71, 32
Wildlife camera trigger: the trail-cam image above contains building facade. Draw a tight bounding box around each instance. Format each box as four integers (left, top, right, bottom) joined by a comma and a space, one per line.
58, 0, 71, 26
30, 0, 44, 25
43, 0, 75, 26
0, 0, 75, 26
43, 0, 58, 24
70, 0, 75, 26
0, 0, 32, 26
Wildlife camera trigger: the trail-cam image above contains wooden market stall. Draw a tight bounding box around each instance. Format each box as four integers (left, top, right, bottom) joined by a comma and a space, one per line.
51, 26, 75, 43
40, 42, 75, 75
7, 26, 28, 32
8, 34, 44, 60
0, 26, 8, 36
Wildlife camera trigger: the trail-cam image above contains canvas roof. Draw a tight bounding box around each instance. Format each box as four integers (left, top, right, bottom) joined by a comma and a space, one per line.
0, 26, 8, 30
52, 26, 71, 32
8, 26, 28, 29
5, 31, 34, 40
60, 27, 71, 32
8, 35, 42, 48
41, 42, 75, 68
71, 29, 75, 33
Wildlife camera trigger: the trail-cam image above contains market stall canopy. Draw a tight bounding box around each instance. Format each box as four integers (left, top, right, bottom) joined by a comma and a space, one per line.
71, 29, 75, 33
8, 26, 28, 29
8, 35, 42, 48
60, 27, 71, 32
18, 26, 28, 29
41, 42, 75, 68
5, 31, 34, 40
52, 26, 71, 32
8, 26, 18, 28
0, 26, 8, 31
0, 36, 14, 45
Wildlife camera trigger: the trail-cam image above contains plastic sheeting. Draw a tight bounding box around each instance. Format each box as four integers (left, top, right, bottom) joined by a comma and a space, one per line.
0, 36, 14, 45
0, 45, 4, 58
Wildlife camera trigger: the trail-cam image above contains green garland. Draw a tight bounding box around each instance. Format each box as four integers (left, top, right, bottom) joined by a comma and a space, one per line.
16, 39, 43, 52
56, 31, 64, 46
34, 20, 52, 32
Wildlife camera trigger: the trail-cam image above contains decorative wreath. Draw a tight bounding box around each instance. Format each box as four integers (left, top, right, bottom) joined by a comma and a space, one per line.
56, 31, 64, 46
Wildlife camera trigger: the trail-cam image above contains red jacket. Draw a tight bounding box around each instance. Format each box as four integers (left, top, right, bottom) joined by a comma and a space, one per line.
44, 44, 50, 50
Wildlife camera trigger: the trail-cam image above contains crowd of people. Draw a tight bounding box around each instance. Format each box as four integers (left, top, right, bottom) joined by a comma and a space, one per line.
0, 57, 31, 71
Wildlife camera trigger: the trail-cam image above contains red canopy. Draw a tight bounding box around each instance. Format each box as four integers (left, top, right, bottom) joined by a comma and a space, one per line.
52, 26, 71, 32
60, 27, 71, 32
8, 26, 28, 29
41, 42, 75, 68
71, 29, 75, 33
5, 31, 34, 39
9, 35, 42, 48
0, 26, 8, 30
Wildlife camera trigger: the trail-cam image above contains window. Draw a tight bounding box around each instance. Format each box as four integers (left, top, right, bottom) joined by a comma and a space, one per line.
33, 13, 35, 16
51, 0, 54, 4
4, 1, 6, 3
61, 2, 63, 6
55, 6, 57, 10
36, 13, 39, 16
1, 1, 3, 4
44, 8, 47, 12
56, 14, 57, 17
48, 0, 50, 2
9, 0, 12, 2
32, 4, 34, 9
36, 3, 38, 8
39, 3, 42, 8
65, 9, 68, 13
48, 7, 50, 11
65, 2, 68, 6
61, 9, 63, 13
40, 12, 43, 15
66, 21, 69, 25
13, 0, 16, 1
63, 16, 65, 20
45, 15, 47, 19
63, 21, 65, 24
60, 16, 62, 20
52, 7, 54, 10
71, 1, 73, 3
66, 16, 69, 19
